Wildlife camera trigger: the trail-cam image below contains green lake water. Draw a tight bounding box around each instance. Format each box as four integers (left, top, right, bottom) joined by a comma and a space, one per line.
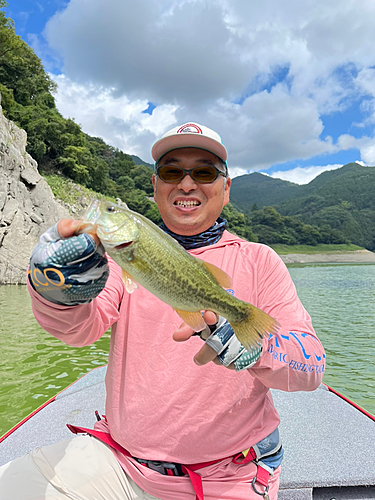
0, 263, 374, 437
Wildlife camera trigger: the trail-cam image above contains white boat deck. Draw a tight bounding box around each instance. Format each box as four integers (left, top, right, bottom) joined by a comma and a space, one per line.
1, 366, 374, 499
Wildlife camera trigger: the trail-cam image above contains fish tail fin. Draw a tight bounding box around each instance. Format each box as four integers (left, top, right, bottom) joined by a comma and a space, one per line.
231, 305, 279, 351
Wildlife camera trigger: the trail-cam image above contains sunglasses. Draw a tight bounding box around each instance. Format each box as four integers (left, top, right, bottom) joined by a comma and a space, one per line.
156, 164, 227, 184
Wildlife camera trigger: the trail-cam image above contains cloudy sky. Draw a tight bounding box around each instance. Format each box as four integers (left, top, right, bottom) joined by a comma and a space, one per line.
6, 0, 375, 183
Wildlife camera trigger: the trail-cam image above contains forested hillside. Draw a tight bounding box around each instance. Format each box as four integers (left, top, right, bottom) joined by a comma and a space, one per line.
0, 2, 369, 249
230, 163, 375, 250
230, 173, 301, 213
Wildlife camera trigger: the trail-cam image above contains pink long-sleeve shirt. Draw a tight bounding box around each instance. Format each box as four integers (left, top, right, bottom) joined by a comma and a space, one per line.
28, 231, 325, 499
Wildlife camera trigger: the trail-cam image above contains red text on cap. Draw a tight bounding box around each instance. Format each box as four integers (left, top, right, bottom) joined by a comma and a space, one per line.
177, 124, 202, 134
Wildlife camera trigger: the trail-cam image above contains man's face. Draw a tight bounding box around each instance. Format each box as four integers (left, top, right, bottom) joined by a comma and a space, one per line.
152, 148, 231, 236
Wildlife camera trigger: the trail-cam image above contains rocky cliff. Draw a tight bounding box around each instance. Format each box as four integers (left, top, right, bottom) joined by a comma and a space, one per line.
0, 97, 69, 284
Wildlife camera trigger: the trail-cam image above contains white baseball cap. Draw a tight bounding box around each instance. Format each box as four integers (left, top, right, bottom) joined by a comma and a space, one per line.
151, 122, 228, 165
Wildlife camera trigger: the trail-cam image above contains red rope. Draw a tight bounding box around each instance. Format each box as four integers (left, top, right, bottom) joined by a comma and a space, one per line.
324, 383, 375, 421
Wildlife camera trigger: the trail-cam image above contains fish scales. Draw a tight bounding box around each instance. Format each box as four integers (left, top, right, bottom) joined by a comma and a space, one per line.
117, 216, 244, 319
78, 199, 279, 350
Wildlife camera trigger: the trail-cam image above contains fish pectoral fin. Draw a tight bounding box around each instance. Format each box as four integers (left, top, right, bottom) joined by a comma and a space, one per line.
122, 269, 138, 294
201, 261, 232, 288
174, 309, 206, 332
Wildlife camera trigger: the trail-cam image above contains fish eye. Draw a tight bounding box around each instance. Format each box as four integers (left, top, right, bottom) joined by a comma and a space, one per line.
106, 205, 116, 213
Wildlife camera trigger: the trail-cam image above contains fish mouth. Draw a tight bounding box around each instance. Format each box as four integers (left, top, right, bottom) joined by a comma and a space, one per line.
113, 241, 133, 250
102, 239, 134, 250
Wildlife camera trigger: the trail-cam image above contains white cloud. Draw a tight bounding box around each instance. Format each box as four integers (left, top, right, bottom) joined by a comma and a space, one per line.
359, 143, 375, 165
45, 0, 251, 104
266, 164, 344, 185
44, 0, 375, 106
231, 160, 373, 184
53, 75, 336, 167
337, 133, 375, 165
39, 0, 375, 169
354, 68, 375, 126
355, 68, 375, 97
211, 84, 336, 170
227, 167, 253, 179
52, 74, 178, 158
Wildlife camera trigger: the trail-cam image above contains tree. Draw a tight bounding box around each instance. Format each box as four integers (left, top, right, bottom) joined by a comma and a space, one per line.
221, 204, 258, 242
57, 146, 92, 184
0, 5, 56, 109
117, 175, 136, 191
123, 189, 153, 215
299, 225, 320, 246
250, 206, 285, 231
130, 165, 154, 195
251, 225, 281, 245
144, 202, 162, 225
0, 1, 22, 61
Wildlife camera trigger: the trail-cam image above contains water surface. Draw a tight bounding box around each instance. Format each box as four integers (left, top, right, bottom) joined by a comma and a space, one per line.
288, 263, 374, 415
0, 263, 374, 437
0, 285, 110, 436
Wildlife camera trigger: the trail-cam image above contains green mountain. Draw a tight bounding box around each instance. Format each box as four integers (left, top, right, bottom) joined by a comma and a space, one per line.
277, 163, 375, 213
230, 163, 375, 212
230, 163, 375, 250
230, 172, 301, 212
131, 155, 153, 169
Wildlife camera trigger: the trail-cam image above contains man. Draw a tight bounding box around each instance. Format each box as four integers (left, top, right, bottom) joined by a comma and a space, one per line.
0, 122, 325, 499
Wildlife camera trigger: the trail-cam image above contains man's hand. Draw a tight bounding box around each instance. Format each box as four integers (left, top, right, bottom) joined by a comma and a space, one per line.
173, 311, 225, 367
173, 312, 263, 370
57, 219, 101, 244
28, 219, 109, 306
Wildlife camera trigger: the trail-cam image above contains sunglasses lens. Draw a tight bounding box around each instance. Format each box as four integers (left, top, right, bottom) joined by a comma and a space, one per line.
157, 165, 222, 183
191, 166, 218, 183
158, 166, 184, 182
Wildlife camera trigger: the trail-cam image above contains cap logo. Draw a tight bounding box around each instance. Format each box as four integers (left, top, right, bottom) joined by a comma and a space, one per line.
177, 123, 202, 134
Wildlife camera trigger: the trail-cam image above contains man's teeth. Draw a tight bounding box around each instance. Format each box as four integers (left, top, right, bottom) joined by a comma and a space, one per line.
175, 200, 200, 207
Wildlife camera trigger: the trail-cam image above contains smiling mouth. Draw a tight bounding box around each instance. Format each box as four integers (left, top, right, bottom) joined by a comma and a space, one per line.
174, 200, 201, 208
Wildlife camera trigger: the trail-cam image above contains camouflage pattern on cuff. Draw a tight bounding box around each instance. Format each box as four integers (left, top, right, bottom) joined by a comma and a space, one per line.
28, 224, 109, 306
233, 343, 263, 371
203, 316, 263, 370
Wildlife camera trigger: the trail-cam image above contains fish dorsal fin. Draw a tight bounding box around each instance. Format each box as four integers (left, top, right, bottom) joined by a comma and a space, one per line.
202, 261, 232, 288
122, 269, 138, 294
174, 309, 206, 332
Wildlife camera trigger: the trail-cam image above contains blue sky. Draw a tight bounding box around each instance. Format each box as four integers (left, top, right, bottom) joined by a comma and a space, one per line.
5, 0, 375, 183
7, 0, 64, 36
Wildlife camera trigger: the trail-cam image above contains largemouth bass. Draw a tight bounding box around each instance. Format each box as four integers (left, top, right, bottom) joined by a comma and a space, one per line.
78, 199, 279, 351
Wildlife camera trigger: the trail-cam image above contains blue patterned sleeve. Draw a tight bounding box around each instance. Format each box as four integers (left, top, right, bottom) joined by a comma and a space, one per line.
200, 316, 263, 371
28, 224, 109, 306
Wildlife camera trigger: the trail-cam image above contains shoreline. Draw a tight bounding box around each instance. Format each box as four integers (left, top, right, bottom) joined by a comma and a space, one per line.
279, 249, 375, 264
